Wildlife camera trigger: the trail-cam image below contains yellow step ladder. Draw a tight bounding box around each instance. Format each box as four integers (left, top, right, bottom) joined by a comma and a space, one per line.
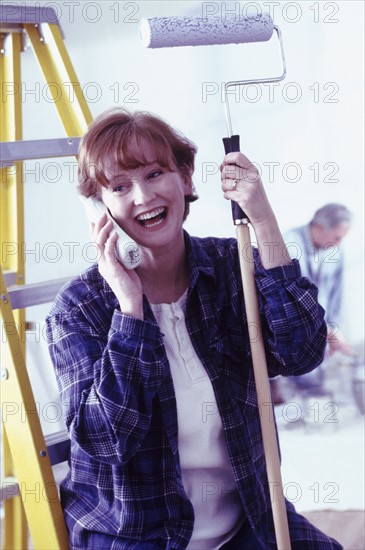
0, 4, 92, 548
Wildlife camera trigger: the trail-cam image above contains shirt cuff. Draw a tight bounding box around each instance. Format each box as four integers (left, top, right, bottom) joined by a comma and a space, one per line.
260, 259, 302, 280
110, 310, 162, 344
253, 246, 302, 281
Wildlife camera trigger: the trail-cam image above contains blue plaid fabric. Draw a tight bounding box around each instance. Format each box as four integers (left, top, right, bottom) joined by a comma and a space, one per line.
46, 233, 341, 549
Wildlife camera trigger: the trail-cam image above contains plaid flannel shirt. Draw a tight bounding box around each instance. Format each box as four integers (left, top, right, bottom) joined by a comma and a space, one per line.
46, 233, 336, 550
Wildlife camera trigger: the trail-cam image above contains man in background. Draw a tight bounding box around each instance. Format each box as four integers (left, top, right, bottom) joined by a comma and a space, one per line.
283, 203, 353, 394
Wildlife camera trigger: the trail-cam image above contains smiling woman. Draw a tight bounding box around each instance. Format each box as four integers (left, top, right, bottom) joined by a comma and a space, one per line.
45, 108, 343, 549
77, 108, 199, 215
76, 109, 201, 309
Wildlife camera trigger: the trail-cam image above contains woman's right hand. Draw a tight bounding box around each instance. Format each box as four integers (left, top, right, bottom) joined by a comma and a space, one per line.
92, 214, 144, 319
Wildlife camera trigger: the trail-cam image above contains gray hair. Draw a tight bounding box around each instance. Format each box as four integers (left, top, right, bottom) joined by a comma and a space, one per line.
311, 203, 352, 230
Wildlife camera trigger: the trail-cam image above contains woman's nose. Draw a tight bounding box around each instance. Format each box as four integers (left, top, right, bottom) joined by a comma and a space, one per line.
132, 181, 156, 205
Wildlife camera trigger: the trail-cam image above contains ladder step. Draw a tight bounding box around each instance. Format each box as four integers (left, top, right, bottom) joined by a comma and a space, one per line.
0, 137, 80, 167
46, 430, 71, 466
7, 277, 71, 309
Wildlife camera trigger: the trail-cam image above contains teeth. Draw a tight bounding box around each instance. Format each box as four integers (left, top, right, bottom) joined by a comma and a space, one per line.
137, 207, 165, 221
145, 218, 165, 228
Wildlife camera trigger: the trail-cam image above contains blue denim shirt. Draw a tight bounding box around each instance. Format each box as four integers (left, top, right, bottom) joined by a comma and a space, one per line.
46, 233, 327, 549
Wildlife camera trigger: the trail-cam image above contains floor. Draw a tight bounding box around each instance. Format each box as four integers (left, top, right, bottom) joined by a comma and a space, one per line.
274, 352, 365, 549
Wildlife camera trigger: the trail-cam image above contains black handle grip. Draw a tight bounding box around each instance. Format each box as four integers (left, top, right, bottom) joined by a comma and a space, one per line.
222, 135, 248, 223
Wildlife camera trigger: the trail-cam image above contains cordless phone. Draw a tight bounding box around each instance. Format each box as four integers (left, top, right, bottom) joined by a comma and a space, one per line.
80, 196, 141, 270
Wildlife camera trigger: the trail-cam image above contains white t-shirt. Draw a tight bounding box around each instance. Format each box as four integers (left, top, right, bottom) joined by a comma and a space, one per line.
151, 291, 245, 550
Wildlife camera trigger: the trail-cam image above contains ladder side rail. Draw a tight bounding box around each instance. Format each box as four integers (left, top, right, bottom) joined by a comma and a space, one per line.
1, 429, 71, 504
25, 23, 93, 136
1, 268, 70, 549
1, 429, 28, 550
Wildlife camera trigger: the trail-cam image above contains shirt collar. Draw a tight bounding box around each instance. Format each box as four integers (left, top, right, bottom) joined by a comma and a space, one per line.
184, 231, 216, 289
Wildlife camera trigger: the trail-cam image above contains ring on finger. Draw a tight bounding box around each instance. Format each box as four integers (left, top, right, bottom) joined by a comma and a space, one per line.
232, 179, 239, 191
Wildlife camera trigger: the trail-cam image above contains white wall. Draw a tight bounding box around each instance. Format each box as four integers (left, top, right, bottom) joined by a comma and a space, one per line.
17, 0, 363, 345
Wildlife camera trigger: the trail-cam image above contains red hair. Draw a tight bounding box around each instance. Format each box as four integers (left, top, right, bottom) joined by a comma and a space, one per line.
77, 108, 198, 218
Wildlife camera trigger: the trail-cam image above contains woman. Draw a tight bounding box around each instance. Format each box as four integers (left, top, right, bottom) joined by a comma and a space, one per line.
46, 108, 342, 549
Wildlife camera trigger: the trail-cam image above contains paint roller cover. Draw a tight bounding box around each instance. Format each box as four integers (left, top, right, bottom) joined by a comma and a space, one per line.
140, 14, 274, 49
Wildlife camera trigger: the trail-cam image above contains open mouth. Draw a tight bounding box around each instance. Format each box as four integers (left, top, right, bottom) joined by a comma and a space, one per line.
136, 207, 167, 228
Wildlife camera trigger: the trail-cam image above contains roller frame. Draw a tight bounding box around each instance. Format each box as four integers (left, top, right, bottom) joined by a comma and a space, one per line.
224, 25, 286, 138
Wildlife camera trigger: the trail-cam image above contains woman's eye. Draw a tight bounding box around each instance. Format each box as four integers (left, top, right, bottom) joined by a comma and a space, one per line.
112, 179, 133, 193
148, 170, 163, 180
112, 184, 128, 193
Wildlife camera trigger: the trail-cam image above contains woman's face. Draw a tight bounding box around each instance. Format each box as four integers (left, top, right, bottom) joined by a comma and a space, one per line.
99, 140, 192, 251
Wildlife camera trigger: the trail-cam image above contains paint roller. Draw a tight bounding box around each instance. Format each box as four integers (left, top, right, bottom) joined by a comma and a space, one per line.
139, 13, 274, 48
140, 13, 291, 550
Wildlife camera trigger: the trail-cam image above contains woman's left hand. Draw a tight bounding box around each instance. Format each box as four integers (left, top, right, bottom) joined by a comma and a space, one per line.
221, 151, 292, 269
220, 151, 274, 229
